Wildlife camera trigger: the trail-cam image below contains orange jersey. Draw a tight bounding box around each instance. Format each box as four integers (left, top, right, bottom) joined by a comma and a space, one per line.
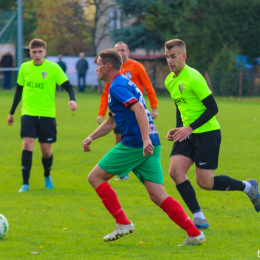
98, 59, 158, 116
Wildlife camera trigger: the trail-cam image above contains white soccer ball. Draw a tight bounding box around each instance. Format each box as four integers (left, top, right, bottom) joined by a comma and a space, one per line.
0, 214, 9, 238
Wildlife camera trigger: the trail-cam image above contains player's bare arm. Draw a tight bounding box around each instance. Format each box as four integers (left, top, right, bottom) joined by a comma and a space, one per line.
151, 108, 159, 119
96, 116, 104, 124
69, 101, 77, 111
83, 116, 116, 152
7, 114, 14, 126
130, 102, 154, 156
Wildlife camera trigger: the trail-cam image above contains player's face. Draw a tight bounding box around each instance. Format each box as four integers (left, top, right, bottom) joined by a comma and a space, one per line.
30, 47, 47, 65
114, 43, 129, 64
165, 46, 187, 76
96, 57, 108, 80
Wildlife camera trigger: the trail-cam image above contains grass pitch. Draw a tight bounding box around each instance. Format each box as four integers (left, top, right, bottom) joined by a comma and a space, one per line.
0, 90, 259, 260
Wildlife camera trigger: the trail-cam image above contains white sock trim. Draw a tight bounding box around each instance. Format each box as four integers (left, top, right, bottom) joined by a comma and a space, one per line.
193, 211, 206, 220
243, 181, 251, 194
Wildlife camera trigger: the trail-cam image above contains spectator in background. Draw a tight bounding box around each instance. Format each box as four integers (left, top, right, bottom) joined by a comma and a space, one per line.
1, 51, 13, 90
76, 52, 89, 92
57, 55, 67, 74
56, 55, 67, 91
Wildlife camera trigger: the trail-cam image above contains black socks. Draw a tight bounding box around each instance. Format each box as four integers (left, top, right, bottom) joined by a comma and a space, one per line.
22, 150, 32, 185
213, 175, 245, 191
176, 180, 201, 214
42, 154, 53, 177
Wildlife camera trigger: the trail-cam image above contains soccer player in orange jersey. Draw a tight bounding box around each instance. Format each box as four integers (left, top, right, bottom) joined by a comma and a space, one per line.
96, 42, 158, 180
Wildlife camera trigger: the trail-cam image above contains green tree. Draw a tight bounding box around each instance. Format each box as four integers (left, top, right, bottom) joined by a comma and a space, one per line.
111, 0, 164, 52
208, 45, 251, 96
142, 0, 260, 72
0, 0, 16, 12
33, 0, 92, 56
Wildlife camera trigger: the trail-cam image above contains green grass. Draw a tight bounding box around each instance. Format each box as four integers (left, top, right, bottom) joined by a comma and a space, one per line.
0, 90, 260, 260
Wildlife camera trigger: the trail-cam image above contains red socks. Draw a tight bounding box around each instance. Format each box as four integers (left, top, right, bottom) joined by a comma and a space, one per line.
96, 182, 131, 225
160, 196, 200, 237
95, 183, 200, 236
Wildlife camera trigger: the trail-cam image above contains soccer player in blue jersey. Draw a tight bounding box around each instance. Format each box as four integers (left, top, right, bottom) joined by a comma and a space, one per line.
82, 49, 205, 245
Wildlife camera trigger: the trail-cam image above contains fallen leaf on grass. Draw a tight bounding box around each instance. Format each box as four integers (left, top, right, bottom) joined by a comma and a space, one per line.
138, 241, 145, 245
79, 208, 83, 210
63, 227, 68, 230
236, 215, 241, 218
40, 246, 43, 249
31, 252, 38, 255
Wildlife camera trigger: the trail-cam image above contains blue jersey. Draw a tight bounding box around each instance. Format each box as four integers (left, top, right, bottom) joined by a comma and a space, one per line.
108, 74, 160, 148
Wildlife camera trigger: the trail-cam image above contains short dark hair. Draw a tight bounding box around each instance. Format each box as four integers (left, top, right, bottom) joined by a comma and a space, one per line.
98, 49, 123, 70
165, 39, 186, 52
29, 38, 47, 50
114, 41, 129, 50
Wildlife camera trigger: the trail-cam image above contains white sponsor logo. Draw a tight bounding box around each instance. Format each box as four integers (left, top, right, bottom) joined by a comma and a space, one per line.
125, 72, 132, 80
199, 162, 207, 165
47, 138, 53, 141
21, 166, 26, 170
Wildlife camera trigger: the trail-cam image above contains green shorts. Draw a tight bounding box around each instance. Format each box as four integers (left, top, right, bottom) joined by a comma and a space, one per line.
98, 143, 164, 185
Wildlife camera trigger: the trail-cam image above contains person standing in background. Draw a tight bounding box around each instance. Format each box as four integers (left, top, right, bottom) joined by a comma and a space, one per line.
1, 51, 13, 90
76, 52, 89, 92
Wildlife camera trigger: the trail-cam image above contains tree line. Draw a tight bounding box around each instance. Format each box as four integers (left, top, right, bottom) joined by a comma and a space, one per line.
1, 0, 260, 74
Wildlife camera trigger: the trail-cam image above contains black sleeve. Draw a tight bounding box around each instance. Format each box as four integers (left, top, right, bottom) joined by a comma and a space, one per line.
10, 84, 23, 115
175, 104, 183, 128
60, 80, 76, 101
189, 94, 218, 130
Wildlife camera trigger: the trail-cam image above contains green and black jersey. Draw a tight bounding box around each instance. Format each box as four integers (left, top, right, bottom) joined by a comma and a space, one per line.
165, 64, 220, 133
17, 59, 68, 118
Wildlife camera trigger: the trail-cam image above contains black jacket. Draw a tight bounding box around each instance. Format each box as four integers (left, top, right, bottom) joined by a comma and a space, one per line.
76, 59, 89, 75
1, 54, 13, 68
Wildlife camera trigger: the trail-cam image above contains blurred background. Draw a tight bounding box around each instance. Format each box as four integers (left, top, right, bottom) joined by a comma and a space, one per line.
1, 0, 260, 96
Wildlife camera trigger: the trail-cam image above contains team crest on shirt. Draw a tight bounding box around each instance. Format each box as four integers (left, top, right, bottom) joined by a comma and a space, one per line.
42, 72, 48, 79
179, 85, 184, 94
124, 72, 132, 80
108, 94, 111, 103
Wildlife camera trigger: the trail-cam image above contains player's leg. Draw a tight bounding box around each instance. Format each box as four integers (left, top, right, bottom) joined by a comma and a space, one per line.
19, 137, 35, 192
38, 117, 56, 189
143, 180, 204, 245
170, 140, 208, 228
19, 115, 38, 192
90, 144, 143, 241
133, 147, 205, 245
194, 129, 260, 212
39, 143, 53, 189
88, 164, 134, 242
196, 168, 260, 212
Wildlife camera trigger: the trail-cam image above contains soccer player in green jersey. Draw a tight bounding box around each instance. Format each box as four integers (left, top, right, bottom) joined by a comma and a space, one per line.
164, 39, 260, 229
7, 38, 77, 192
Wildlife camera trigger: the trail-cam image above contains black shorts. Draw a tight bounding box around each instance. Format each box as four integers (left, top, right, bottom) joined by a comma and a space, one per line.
170, 129, 221, 169
114, 126, 120, 134
21, 115, 57, 143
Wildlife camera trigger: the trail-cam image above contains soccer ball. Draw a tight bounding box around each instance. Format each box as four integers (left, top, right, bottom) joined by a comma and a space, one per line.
0, 214, 9, 238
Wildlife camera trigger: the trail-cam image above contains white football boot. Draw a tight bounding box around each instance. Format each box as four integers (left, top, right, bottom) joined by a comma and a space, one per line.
180, 231, 205, 246
103, 222, 135, 242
